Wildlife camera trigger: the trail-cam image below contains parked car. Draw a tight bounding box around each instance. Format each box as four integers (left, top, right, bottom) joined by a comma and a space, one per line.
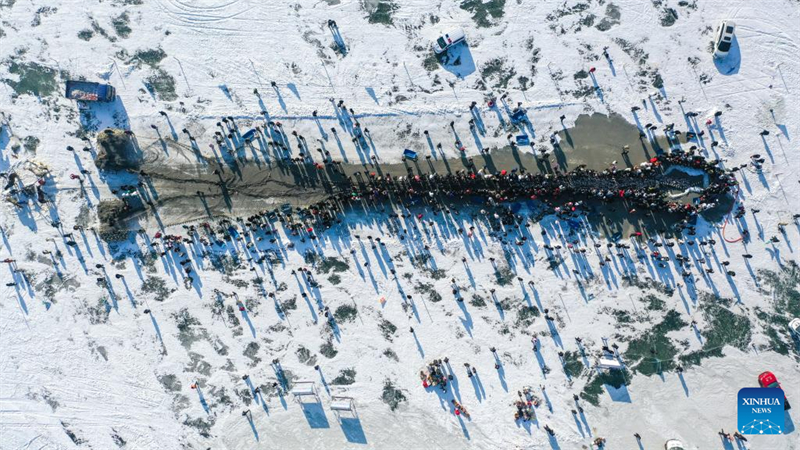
433, 28, 466, 55
758, 371, 791, 410
788, 317, 800, 335
664, 439, 685, 450
713, 20, 736, 58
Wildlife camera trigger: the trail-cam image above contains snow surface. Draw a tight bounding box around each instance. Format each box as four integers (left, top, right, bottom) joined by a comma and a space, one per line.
1, 0, 800, 449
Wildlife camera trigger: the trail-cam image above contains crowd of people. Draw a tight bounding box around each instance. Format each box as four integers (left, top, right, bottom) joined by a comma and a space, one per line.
312, 151, 737, 225
513, 386, 540, 422
143, 148, 735, 252
420, 359, 451, 392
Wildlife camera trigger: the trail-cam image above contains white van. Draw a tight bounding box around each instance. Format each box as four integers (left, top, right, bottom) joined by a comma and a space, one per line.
713, 21, 736, 58
433, 28, 466, 55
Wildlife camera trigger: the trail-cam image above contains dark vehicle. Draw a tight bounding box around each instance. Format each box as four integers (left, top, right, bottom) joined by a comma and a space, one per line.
65, 80, 116, 102
758, 371, 791, 410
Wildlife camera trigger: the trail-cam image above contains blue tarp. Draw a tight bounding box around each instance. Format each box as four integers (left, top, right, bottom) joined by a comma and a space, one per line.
515, 135, 530, 146
403, 149, 418, 160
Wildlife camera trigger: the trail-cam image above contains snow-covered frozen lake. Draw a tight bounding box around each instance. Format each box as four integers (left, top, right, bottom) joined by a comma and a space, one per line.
1, 1, 799, 449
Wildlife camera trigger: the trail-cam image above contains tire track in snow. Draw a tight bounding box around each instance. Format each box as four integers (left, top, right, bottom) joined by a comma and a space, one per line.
169, 0, 243, 12
154, 0, 267, 37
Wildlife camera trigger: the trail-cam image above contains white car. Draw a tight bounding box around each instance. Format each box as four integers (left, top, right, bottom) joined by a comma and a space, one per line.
789, 317, 800, 336
713, 21, 736, 58
433, 28, 466, 55
665, 439, 685, 450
